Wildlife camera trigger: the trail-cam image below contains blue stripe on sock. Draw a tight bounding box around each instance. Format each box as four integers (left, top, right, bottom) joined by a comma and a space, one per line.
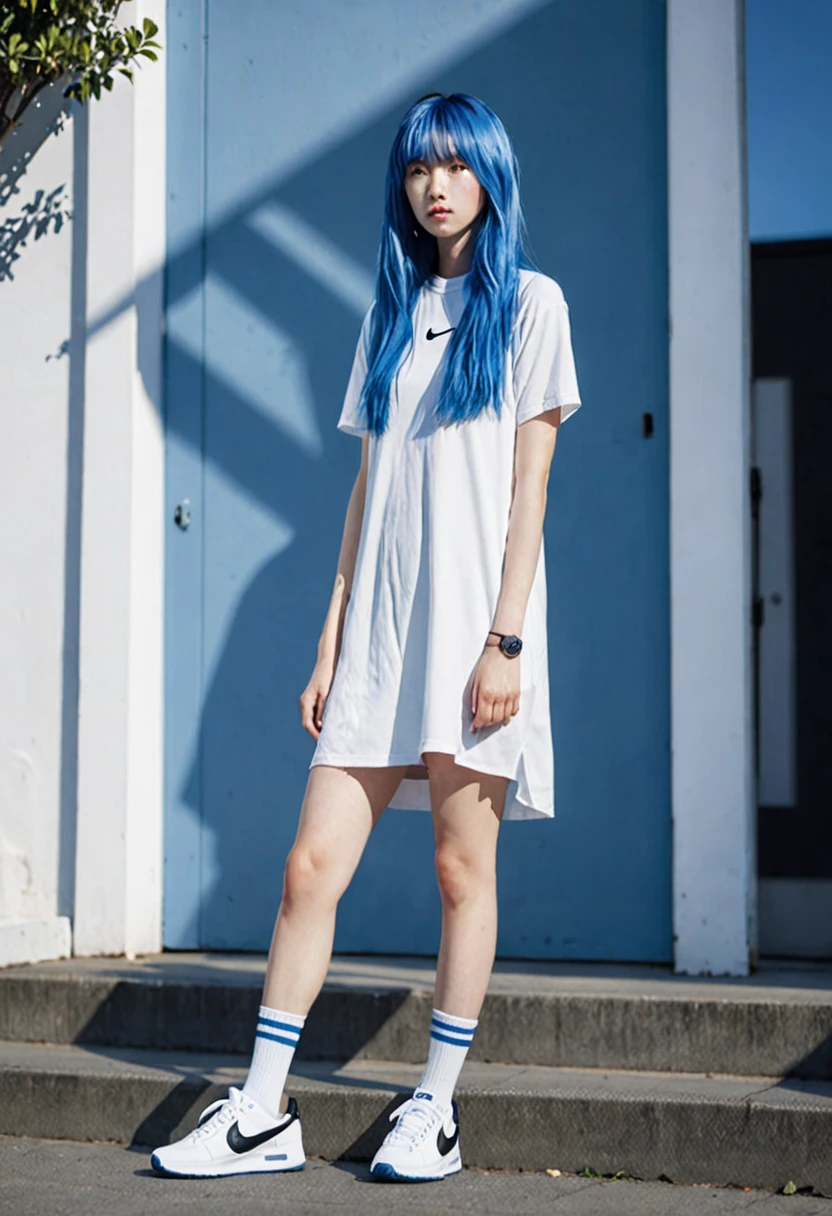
430, 1016, 475, 1040
430, 1029, 474, 1047
255, 1029, 299, 1047
258, 1016, 302, 1037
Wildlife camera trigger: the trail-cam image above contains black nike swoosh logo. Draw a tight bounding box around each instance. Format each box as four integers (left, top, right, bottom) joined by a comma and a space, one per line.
437, 1121, 459, 1156
226, 1120, 288, 1154
426, 327, 455, 341
226, 1102, 297, 1154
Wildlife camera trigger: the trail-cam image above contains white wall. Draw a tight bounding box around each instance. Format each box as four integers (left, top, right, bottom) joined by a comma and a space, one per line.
668, 0, 756, 974
72, 0, 166, 957
0, 82, 75, 965
0, 0, 166, 966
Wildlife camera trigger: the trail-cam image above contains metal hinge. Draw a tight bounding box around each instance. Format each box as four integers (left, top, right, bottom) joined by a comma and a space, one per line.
750, 466, 762, 519
753, 595, 765, 630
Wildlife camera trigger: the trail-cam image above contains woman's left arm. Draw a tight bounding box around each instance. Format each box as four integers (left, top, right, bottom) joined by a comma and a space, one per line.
470, 405, 563, 731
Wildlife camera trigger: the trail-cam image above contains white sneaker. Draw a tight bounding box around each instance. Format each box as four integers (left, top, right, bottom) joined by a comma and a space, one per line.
149, 1086, 305, 1178
370, 1091, 462, 1182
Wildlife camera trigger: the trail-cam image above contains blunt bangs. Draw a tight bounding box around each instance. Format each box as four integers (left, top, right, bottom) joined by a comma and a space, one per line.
392, 95, 510, 208
396, 105, 458, 174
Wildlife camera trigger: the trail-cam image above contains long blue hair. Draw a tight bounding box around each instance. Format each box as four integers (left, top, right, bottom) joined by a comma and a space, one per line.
359, 93, 533, 434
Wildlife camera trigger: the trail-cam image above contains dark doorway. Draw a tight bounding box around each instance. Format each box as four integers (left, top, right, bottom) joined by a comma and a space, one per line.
751, 238, 832, 958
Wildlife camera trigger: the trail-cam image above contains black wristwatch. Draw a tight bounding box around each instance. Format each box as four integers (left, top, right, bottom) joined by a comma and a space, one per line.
487, 630, 523, 658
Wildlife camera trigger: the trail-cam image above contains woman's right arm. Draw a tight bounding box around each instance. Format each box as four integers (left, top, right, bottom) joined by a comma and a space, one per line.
299, 435, 369, 740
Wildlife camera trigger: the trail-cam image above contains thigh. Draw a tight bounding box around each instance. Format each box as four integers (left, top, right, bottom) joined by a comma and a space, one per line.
422, 752, 509, 858
293, 762, 409, 876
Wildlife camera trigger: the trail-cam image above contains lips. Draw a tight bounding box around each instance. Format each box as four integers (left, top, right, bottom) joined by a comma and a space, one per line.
428, 208, 450, 218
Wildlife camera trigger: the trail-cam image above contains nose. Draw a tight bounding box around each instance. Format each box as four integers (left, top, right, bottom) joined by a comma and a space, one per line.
428, 168, 448, 199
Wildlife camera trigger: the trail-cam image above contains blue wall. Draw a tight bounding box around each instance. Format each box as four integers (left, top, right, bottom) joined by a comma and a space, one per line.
746, 0, 832, 241
164, 0, 671, 960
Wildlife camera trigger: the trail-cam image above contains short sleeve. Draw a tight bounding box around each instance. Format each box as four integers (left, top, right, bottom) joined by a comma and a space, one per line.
513, 276, 582, 427
336, 306, 374, 437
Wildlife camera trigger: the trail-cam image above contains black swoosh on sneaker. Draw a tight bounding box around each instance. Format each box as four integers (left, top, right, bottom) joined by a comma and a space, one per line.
226, 1098, 299, 1154
436, 1120, 459, 1157
426, 327, 455, 341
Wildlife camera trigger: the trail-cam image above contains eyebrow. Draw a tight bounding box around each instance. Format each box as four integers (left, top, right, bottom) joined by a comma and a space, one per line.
407, 154, 465, 167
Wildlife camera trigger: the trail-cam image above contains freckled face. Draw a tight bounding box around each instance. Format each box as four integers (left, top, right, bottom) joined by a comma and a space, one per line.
404, 154, 486, 240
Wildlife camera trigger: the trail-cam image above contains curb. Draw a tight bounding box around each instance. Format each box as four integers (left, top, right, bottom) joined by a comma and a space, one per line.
0, 1042, 829, 1193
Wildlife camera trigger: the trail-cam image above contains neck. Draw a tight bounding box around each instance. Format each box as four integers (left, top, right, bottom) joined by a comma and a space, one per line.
434, 224, 476, 278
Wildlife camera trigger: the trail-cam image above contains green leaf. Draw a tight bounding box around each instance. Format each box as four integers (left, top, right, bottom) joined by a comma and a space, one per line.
783, 1181, 797, 1195
0, 0, 161, 134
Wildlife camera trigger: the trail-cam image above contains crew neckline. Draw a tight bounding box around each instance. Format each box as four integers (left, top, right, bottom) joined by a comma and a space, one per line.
426, 270, 470, 293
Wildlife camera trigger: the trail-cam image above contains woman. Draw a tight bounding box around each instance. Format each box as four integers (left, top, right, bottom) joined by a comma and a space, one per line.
151, 91, 581, 1183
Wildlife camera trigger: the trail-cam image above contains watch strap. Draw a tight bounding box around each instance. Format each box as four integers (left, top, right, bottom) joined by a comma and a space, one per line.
487, 630, 522, 657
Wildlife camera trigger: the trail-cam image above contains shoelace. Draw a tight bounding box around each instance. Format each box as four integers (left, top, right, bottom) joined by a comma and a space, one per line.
186, 1086, 245, 1143
386, 1096, 444, 1147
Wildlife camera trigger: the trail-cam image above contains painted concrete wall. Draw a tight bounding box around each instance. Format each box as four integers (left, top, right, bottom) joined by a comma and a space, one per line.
0, 82, 75, 964
0, 0, 752, 973
746, 0, 832, 241
72, 0, 166, 956
668, 0, 754, 974
164, 0, 673, 960
0, 0, 166, 965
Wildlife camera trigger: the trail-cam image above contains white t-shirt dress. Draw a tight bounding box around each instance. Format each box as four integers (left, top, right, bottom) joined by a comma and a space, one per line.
309, 268, 581, 820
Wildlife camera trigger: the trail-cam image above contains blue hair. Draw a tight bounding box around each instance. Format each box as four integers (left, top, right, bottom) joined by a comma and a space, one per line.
359, 93, 533, 434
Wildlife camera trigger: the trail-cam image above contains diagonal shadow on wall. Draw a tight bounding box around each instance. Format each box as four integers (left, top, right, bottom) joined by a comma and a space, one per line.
160, 0, 671, 959
52, 0, 672, 960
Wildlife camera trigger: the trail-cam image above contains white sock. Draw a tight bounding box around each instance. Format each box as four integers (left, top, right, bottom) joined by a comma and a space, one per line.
241, 1005, 305, 1118
414, 1008, 478, 1109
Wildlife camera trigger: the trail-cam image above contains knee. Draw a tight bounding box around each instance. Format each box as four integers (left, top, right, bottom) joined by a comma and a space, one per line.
282, 843, 340, 909
434, 842, 492, 910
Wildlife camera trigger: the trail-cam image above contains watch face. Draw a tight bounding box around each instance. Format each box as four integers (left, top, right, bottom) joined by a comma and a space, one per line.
500, 635, 522, 657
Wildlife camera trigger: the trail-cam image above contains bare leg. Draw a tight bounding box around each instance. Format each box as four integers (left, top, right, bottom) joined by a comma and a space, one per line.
424, 753, 509, 1018
261, 762, 408, 1013
367, 753, 508, 1173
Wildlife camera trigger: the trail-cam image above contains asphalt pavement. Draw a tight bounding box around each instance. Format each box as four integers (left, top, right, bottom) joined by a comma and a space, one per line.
0, 1135, 829, 1216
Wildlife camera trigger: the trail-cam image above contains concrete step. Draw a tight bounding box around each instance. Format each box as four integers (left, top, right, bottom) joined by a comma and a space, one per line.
1, 953, 831, 1078
0, 1040, 830, 1194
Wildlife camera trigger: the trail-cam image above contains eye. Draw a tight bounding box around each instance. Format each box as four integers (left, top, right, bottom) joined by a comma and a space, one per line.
407, 163, 427, 177
449, 160, 467, 173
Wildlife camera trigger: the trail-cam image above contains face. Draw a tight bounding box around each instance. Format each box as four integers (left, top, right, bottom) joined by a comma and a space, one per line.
404, 153, 486, 241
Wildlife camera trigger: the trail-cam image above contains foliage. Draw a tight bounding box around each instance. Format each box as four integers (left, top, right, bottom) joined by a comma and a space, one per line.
0, 0, 161, 150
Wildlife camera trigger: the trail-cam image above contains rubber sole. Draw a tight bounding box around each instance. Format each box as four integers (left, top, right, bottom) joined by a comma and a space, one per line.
149, 1152, 305, 1179
370, 1160, 462, 1183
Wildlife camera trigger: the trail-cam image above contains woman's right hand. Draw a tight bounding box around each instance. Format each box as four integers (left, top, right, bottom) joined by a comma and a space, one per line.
300, 656, 336, 741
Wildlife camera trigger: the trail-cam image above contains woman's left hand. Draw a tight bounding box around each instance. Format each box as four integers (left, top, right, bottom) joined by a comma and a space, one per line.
470, 646, 521, 731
